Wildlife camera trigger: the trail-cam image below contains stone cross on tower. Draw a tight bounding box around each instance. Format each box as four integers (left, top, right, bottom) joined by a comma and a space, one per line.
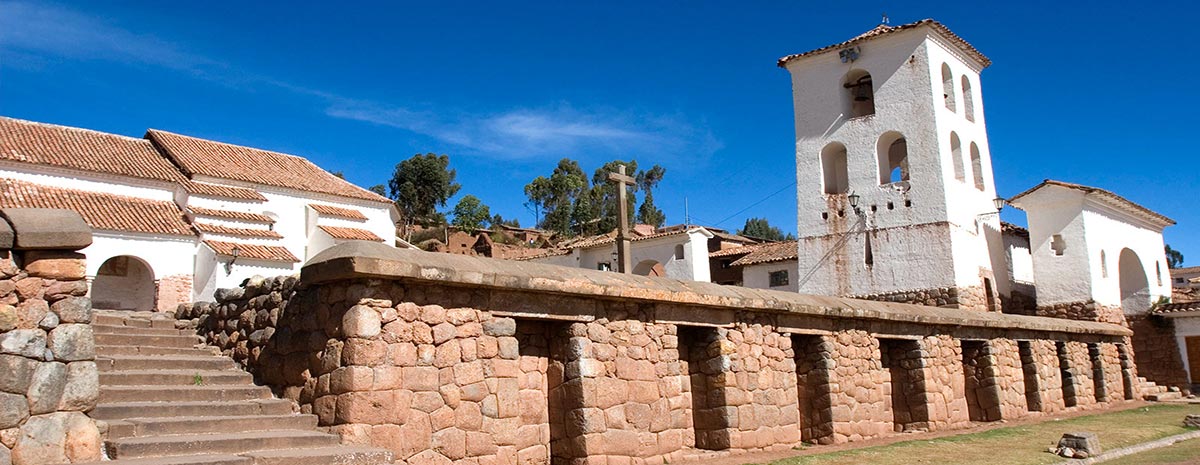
607, 164, 636, 274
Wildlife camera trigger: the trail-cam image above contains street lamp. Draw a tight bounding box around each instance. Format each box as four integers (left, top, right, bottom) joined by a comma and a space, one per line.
992, 197, 1006, 213
230, 245, 242, 265
847, 192, 863, 216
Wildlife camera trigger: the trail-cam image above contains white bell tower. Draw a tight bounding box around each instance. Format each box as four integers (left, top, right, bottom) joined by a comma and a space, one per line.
779, 19, 1007, 311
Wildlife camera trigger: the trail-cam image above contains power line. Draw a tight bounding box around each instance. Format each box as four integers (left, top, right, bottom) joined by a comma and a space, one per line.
713, 181, 797, 227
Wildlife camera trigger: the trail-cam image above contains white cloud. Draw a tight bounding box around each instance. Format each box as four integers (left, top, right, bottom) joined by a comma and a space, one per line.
0, 1, 723, 162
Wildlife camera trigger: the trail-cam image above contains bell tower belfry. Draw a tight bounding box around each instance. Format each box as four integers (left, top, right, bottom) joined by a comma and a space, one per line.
779, 19, 1007, 311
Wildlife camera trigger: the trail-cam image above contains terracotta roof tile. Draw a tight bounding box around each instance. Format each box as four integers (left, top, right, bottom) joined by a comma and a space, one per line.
193, 222, 283, 239
147, 129, 390, 204
0, 178, 195, 236
0, 117, 189, 184
730, 241, 799, 267
1009, 179, 1175, 227
309, 203, 368, 220
188, 206, 274, 224
183, 181, 267, 201
1153, 300, 1200, 316
1170, 266, 1200, 275
777, 19, 991, 69
709, 246, 755, 258
318, 225, 383, 242
203, 240, 298, 263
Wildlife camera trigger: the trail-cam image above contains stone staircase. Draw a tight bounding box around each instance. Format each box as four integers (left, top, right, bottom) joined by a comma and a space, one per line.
1140, 376, 1184, 402
83, 310, 393, 464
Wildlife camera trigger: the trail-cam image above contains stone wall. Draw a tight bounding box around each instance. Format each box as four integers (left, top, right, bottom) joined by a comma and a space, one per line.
0, 209, 100, 465
1037, 300, 1126, 326
178, 243, 1142, 464
1127, 314, 1188, 390
155, 274, 193, 313
850, 285, 997, 313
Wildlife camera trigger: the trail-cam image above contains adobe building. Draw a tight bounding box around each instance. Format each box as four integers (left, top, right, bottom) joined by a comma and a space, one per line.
0, 116, 398, 311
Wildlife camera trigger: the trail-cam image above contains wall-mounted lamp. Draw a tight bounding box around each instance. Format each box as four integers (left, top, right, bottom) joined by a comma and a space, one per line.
848, 192, 863, 216
978, 197, 1007, 219
224, 245, 242, 275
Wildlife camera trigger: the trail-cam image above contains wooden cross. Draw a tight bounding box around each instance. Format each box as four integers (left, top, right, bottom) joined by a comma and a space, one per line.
607, 164, 636, 274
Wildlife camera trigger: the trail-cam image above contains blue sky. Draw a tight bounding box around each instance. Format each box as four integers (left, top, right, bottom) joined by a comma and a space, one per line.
1, 1, 1195, 266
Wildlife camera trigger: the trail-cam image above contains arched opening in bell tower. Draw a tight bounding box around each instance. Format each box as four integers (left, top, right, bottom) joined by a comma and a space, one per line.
941, 63, 956, 112
877, 132, 909, 185
842, 69, 875, 118
962, 76, 976, 122
820, 142, 849, 194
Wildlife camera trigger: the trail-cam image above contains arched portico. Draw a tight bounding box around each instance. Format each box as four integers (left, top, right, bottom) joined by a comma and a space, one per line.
633, 260, 665, 277
91, 255, 156, 311
1118, 248, 1151, 315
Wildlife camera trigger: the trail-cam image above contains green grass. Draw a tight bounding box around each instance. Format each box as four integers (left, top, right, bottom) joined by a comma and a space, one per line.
759, 404, 1200, 465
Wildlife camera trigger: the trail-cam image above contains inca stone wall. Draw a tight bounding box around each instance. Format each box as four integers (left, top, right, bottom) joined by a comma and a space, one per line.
0, 209, 100, 465
178, 243, 1144, 464
1037, 300, 1126, 326
1127, 314, 1188, 390
850, 285, 997, 313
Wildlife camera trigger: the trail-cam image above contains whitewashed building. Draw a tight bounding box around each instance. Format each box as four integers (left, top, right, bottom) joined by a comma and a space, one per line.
1008, 180, 1174, 322
520, 227, 714, 282
0, 116, 398, 310
779, 20, 1006, 311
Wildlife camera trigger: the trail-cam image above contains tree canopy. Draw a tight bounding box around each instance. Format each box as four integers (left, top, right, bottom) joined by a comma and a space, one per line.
451, 195, 491, 231
1166, 244, 1185, 269
737, 217, 795, 241
388, 153, 461, 230
523, 158, 667, 237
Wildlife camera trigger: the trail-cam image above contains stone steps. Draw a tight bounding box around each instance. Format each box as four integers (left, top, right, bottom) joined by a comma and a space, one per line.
100, 369, 253, 386
87, 310, 393, 464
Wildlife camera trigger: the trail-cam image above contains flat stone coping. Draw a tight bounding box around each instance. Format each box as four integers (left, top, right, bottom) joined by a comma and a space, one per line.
302, 241, 1132, 337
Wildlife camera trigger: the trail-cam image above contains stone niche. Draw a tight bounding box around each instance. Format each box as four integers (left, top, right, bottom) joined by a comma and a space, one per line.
0, 208, 100, 465
178, 242, 1139, 465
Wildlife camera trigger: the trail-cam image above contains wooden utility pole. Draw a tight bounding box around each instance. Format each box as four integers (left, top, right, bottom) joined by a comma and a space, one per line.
607, 164, 636, 274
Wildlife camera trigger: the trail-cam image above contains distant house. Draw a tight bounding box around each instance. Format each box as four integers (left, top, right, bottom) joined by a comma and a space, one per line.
709, 241, 798, 291
0, 116, 399, 311
518, 226, 714, 281
1172, 266, 1200, 290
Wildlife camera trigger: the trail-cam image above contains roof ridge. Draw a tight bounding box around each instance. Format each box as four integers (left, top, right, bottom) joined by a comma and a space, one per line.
1, 115, 151, 144
146, 128, 312, 161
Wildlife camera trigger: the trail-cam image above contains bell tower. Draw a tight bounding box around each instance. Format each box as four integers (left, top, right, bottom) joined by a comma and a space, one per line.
779, 19, 1007, 311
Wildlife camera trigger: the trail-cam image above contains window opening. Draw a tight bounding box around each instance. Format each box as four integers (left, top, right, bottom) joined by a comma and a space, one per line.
674, 244, 685, 260
1051, 235, 1066, 256
1100, 250, 1108, 278
1157, 262, 1163, 286
843, 70, 875, 118
941, 63, 956, 112
961, 75, 975, 122
770, 270, 790, 287
877, 132, 910, 184
821, 143, 850, 194
864, 234, 874, 268
951, 132, 965, 182
970, 142, 985, 191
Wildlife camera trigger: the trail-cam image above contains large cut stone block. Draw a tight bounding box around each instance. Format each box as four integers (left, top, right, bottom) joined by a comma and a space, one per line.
0, 209, 91, 251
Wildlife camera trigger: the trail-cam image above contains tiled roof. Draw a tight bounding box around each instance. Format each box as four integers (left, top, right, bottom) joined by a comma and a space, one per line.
203, 240, 298, 263
730, 241, 799, 267
0, 178, 195, 236
1000, 222, 1029, 239
183, 181, 267, 201
188, 206, 274, 224
1171, 266, 1200, 275
710, 246, 755, 258
309, 203, 368, 220
318, 225, 384, 242
1009, 180, 1175, 227
777, 19, 991, 69
0, 116, 188, 184
193, 222, 282, 239
147, 129, 390, 204
1153, 300, 1200, 316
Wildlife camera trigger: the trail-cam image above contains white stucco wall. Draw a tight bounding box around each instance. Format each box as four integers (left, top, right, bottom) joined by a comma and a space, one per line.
0, 164, 179, 202
526, 230, 713, 282
1015, 185, 1171, 312
744, 261, 800, 292
1003, 232, 1035, 285
785, 26, 1000, 297
1170, 314, 1200, 383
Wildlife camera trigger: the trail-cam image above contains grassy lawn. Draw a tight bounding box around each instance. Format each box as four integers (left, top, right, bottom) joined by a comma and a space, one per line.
1104, 437, 1200, 465
762, 404, 1200, 465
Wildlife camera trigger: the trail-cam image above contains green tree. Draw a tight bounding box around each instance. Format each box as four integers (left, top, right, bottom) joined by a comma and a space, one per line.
1166, 244, 1185, 269
584, 160, 640, 235
368, 184, 386, 196
388, 154, 461, 234
636, 165, 666, 228
489, 214, 520, 229
524, 159, 589, 236
737, 217, 795, 241
451, 195, 491, 231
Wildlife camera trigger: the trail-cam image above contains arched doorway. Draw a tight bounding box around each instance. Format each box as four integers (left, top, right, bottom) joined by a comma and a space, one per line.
1118, 248, 1151, 315
633, 260, 665, 277
92, 255, 156, 311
